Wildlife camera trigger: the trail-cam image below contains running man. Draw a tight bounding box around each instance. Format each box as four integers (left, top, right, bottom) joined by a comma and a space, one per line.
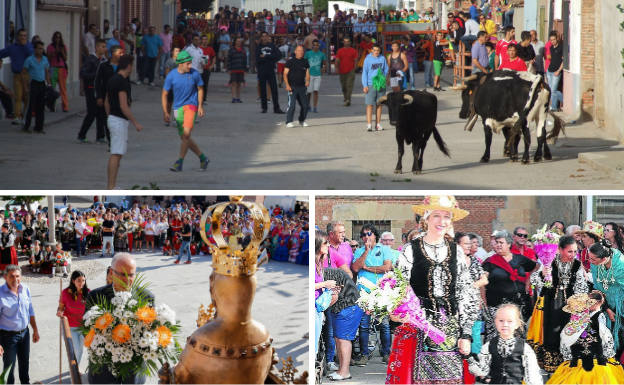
161, 50, 209, 172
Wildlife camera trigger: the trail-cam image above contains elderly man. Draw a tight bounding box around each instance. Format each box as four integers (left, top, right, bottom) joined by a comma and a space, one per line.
86, 253, 153, 384
326, 221, 353, 277
0, 265, 40, 384
379, 231, 400, 265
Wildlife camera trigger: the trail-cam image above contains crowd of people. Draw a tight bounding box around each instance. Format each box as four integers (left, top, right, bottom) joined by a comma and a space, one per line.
315, 196, 624, 384
0, 197, 308, 276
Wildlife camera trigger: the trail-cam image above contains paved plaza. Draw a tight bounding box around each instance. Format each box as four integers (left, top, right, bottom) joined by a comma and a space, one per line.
19, 251, 308, 384
1, 71, 623, 189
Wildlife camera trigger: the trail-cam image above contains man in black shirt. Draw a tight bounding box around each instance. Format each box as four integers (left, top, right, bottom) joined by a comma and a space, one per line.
284, 45, 310, 128
94, 45, 123, 146
78, 39, 107, 143
256, 32, 284, 114
546, 31, 564, 111
101, 212, 115, 257
105, 55, 143, 189
174, 216, 192, 264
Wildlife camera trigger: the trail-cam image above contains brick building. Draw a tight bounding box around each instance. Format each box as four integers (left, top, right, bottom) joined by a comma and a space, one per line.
316, 196, 585, 247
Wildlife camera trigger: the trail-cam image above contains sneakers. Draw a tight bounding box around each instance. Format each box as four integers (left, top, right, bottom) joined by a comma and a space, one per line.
352, 355, 368, 367
11, 118, 21, 125
286, 122, 296, 128
366, 124, 373, 132
382, 354, 389, 363
232, 98, 237, 103
200, 157, 209, 171
261, 109, 268, 113
173, 259, 180, 264
165, 121, 170, 126
376, 123, 383, 131
184, 260, 192, 264
170, 159, 183, 172
235, 99, 243, 103
344, 101, 351, 106
327, 362, 339, 372
313, 107, 318, 113
96, 138, 107, 144
301, 121, 309, 127
77, 138, 89, 144
274, 108, 285, 114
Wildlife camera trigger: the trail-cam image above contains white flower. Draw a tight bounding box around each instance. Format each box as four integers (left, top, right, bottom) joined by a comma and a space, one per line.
156, 303, 176, 325
124, 310, 134, 319
105, 342, 114, 352
128, 299, 138, 307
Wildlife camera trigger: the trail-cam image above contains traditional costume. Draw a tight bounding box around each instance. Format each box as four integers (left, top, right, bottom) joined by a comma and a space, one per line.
467, 335, 543, 384
528, 257, 588, 371
387, 196, 479, 384
576, 220, 604, 274
547, 293, 624, 384
590, 247, 624, 364
0, 230, 19, 271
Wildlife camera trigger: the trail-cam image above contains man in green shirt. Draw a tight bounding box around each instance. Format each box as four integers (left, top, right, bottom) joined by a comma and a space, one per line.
407, 10, 420, 22
303, 40, 326, 113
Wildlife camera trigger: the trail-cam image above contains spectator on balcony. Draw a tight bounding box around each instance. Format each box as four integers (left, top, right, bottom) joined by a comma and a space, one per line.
408, 9, 420, 22
479, 14, 497, 40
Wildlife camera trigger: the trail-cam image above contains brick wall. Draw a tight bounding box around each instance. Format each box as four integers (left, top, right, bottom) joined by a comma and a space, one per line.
316, 196, 506, 246
580, 0, 595, 116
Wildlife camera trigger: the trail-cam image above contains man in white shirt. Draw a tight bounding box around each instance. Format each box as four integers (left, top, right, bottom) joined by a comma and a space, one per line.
461, 11, 480, 50
74, 215, 87, 257
184, 34, 204, 74
84, 24, 98, 56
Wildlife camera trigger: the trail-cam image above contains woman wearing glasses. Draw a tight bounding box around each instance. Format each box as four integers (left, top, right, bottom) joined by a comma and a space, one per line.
388, 196, 479, 384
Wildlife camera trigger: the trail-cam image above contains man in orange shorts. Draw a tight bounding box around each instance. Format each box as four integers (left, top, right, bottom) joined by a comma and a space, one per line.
161, 50, 208, 172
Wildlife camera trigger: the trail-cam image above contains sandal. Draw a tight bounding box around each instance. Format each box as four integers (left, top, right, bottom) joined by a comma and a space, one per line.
328, 372, 352, 381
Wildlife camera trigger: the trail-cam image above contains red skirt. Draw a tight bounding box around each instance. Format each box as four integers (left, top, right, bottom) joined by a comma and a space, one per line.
0, 247, 19, 271
386, 324, 419, 384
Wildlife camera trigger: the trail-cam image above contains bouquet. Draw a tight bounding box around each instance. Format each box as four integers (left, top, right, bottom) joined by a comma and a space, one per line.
531, 224, 562, 287
80, 275, 182, 381
55, 251, 71, 267
356, 269, 445, 344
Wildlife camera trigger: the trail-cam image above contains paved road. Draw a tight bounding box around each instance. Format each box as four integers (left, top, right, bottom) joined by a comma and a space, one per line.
1, 71, 622, 189
21, 251, 308, 384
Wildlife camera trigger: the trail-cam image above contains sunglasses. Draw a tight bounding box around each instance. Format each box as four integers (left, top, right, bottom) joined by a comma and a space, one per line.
360, 231, 373, 238
514, 233, 528, 238
350, 245, 358, 249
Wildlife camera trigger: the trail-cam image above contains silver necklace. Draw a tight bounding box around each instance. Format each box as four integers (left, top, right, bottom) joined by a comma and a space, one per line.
557, 258, 573, 289
597, 258, 615, 291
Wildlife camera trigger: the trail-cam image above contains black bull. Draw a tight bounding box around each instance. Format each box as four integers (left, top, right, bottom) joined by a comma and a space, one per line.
459, 70, 565, 164
378, 90, 450, 174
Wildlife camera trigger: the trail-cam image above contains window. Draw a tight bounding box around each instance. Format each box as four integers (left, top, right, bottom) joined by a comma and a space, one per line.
593, 196, 624, 225
351, 220, 392, 241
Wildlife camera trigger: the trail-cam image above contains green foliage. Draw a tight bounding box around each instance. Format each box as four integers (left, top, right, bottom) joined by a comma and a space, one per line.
0, 363, 13, 384
380, 5, 396, 13
1, 196, 45, 208
314, 0, 354, 13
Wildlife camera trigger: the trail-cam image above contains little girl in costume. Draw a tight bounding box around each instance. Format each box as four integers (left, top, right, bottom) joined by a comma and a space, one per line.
468, 303, 543, 384
547, 292, 624, 384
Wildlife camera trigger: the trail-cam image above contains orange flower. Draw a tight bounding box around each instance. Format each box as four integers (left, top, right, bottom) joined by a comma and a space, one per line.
94, 312, 114, 330
156, 325, 172, 347
111, 324, 132, 344
135, 306, 157, 325
84, 328, 96, 347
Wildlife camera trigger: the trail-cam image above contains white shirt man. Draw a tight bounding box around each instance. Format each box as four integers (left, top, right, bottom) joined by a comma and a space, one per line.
465, 18, 480, 37
184, 38, 205, 74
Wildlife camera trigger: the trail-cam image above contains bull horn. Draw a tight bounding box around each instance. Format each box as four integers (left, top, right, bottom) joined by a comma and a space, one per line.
377, 95, 388, 105
401, 94, 414, 106
463, 74, 478, 82
464, 113, 479, 132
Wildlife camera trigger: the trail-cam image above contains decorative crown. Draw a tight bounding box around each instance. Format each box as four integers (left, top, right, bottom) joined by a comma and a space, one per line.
199, 196, 270, 277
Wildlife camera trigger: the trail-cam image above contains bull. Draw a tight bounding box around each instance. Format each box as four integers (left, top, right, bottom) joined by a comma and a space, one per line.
459, 70, 565, 164
378, 90, 450, 174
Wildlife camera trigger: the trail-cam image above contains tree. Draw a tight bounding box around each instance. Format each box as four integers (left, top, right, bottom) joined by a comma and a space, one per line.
1, 196, 45, 215
181, 0, 215, 12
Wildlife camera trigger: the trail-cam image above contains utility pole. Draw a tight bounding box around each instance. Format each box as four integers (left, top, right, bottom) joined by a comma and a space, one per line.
47, 195, 56, 245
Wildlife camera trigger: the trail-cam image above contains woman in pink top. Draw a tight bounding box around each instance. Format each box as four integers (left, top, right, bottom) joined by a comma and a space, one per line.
47, 31, 69, 112
57, 270, 89, 364
275, 17, 289, 35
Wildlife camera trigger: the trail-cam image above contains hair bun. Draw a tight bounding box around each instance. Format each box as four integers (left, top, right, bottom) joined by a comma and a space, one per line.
602, 239, 613, 248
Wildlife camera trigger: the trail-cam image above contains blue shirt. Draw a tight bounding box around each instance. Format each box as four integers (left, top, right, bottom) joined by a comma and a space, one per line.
142, 34, 163, 58
23, 55, 50, 82
0, 284, 35, 332
362, 53, 389, 88
471, 41, 489, 71
470, 5, 479, 21
353, 243, 394, 293
304, 50, 327, 77
163, 68, 204, 109
0, 42, 34, 73
106, 38, 121, 53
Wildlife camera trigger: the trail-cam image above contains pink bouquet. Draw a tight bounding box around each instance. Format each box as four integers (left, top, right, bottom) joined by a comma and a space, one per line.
357, 269, 446, 344
531, 224, 562, 287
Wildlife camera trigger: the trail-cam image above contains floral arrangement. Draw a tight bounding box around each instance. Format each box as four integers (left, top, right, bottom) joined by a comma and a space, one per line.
80, 275, 181, 381
55, 251, 71, 267
356, 269, 445, 344
531, 224, 562, 287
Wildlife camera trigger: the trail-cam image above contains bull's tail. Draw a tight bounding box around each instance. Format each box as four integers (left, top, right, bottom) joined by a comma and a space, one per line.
547, 113, 566, 140
432, 127, 450, 157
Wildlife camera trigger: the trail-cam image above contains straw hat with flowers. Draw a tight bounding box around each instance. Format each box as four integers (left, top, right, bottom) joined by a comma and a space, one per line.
411, 195, 469, 222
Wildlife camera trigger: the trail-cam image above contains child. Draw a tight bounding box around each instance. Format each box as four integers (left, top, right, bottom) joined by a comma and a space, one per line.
432, 31, 447, 91
485, 42, 496, 71
29, 240, 44, 273
468, 303, 543, 384
547, 292, 624, 384
52, 243, 69, 278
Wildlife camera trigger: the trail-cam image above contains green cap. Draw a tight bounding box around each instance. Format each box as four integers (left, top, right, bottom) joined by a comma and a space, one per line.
176, 50, 192, 64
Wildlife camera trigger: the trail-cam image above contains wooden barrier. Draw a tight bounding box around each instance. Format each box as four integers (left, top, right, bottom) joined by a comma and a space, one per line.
61, 316, 82, 384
